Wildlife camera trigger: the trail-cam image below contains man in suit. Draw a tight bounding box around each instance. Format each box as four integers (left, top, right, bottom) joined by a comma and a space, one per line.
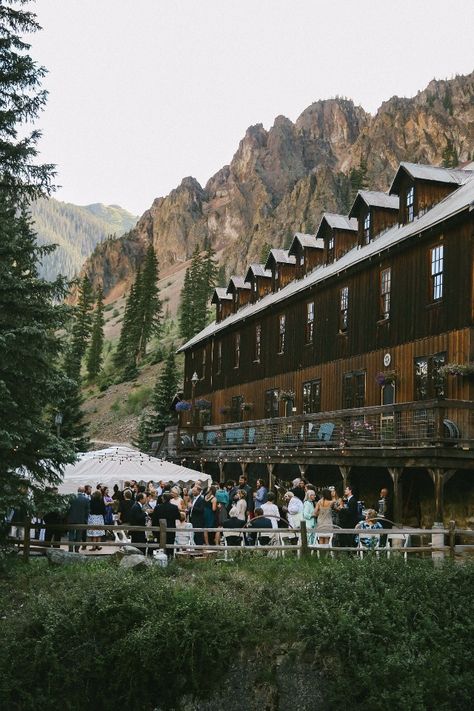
339, 484, 360, 549
128, 492, 147, 550
67, 486, 90, 552
190, 485, 205, 546
151, 493, 178, 556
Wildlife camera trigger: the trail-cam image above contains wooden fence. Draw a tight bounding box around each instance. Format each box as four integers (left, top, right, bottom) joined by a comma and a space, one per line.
8, 519, 474, 562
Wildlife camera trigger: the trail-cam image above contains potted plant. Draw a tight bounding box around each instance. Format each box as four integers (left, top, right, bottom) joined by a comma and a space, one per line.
375, 370, 398, 386
279, 389, 295, 402
439, 362, 474, 378
175, 400, 192, 412
195, 398, 211, 410
240, 402, 254, 412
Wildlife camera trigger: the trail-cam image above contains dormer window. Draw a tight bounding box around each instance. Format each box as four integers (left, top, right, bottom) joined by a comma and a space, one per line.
363, 212, 371, 244
406, 186, 415, 222
300, 255, 304, 267
328, 235, 335, 262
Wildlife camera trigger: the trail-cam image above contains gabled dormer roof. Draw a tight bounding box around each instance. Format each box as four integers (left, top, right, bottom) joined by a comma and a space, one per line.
349, 190, 399, 218
226, 276, 251, 294
288, 232, 324, 256
315, 213, 358, 238
389, 162, 473, 195
211, 287, 232, 304
244, 263, 272, 281
264, 249, 296, 270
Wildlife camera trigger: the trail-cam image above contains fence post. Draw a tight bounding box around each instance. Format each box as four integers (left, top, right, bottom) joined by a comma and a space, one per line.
159, 519, 167, 552
448, 519, 456, 560
431, 521, 445, 565
300, 520, 309, 558
23, 516, 31, 564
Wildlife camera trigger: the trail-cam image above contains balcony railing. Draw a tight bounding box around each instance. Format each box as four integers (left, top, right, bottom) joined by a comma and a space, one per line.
176, 399, 473, 453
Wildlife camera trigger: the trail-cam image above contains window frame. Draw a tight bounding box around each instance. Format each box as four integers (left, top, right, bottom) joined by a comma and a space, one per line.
278, 314, 286, 354
414, 352, 446, 400
302, 379, 321, 414
254, 323, 261, 363
430, 244, 444, 302
342, 371, 366, 409
234, 332, 240, 369
379, 267, 391, 321
339, 286, 349, 333
406, 186, 414, 223
363, 211, 371, 244
305, 301, 315, 344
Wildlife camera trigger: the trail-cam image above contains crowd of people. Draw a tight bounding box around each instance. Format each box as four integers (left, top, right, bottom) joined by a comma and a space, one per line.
8, 476, 393, 554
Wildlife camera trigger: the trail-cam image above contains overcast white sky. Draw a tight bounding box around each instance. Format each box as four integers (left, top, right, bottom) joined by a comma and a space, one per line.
30, 0, 474, 215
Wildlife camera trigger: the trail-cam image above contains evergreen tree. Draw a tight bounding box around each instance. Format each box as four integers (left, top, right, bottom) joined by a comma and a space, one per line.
349, 159, 368, 202
136, 243, 162, 361
259, 242, 272, 265
64, 275, 94, 380
113, 271, 141, 375
178, 265, 194, 341
86, 287, 105, 380
134, 413, 152, 454
178, 242, 217, 341
0, 1, 76, 515
147, 348, 180, 434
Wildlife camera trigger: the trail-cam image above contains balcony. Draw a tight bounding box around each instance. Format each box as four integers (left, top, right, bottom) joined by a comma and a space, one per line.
166, 399, 474, 468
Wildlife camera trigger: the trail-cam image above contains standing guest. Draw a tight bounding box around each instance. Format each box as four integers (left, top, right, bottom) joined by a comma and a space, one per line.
338, 484, 360, 549
285, 491, 303, 529
314, 488, 335, 545
377, 487, 393, 524
170, 486, 185, 511
128, 492, 147, 550
151, 493, 178, 556
229, 488, 247, 522
290, 478, 306, 502
67, 486, 90, 552
80, 485, 92, 549
190, 485, 205, 546
261, 492, 280, 528
87, 490, 106, 551
238, 475, 254, 517
118, 489, 133, 524
112, 484, 122, 503
216, 481, 229, 509
254, 479, 268, 509
147, 490, 158, 511
303, 489, 317, 545
203, 485, 217, 546
43, 488, 63, 549
182, 487, 192, 512
226, 480, 238, 511
102, 486, 114, 527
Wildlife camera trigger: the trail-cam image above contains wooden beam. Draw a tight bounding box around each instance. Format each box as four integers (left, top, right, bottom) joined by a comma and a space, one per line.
427, 468, 456, 523
388, 467, 404, 525
338, 466, 351, 489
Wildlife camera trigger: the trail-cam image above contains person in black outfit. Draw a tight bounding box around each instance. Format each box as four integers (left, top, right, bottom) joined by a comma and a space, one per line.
151, 493, 178, 556
128, 492, 147, 549
190, 485, 205, 546
338, 484, 360, 549
247, 508, 273, 546
118, 489, 133, 525
67, 486, 90, 552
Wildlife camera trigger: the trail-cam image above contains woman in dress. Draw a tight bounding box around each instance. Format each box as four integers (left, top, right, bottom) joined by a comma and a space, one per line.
203, 485, 217, 546
229, 488, 247, 522
170, 486, 185, 512
285, 491, 304, 530
87, 490, 106, 550
102, 486, 114, 527
314, 488, 334, 545
302, 489, 317, 544
356, 509, 383, 550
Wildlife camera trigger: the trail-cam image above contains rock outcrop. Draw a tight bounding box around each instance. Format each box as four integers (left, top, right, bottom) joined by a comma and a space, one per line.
82, 71, 474, 295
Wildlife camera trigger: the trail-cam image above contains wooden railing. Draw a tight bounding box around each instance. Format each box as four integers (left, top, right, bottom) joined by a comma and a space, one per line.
9, 519, 474, 562
176, 399, 473, 453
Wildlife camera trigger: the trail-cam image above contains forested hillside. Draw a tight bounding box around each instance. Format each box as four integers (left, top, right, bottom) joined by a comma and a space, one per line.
30, 198, 137, 280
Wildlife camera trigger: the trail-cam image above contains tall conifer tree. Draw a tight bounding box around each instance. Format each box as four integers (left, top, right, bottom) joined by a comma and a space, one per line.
64, 275, 94, 380
136, 243, 162, 361
86, 287, 105, 380
113, 270, 141, 374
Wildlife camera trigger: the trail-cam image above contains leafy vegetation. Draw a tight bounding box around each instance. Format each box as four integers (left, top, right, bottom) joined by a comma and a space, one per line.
0, 557, 472, 710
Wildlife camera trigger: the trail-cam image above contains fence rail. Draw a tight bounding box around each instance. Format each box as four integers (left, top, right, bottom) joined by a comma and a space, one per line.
8, 519, 474, 562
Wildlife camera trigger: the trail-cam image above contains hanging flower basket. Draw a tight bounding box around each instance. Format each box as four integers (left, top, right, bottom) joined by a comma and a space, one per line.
195, 398, 211, 410
241, 402, 254, 412
439, 362, 474, 378
279, 390, 295, 402
175, 400, 192, 412
375, 370, 398, 386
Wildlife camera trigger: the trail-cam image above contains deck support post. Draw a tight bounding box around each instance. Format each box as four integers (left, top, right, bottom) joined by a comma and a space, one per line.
338, 466, 351, 490
267, 463, 276, 492
218, 461, 225, 484
388, 467, 404, 525
428, 468, 456, 523
299, 464, 308, 479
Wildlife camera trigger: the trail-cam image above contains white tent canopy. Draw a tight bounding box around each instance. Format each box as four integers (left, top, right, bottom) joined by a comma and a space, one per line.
58, 446, 210, 494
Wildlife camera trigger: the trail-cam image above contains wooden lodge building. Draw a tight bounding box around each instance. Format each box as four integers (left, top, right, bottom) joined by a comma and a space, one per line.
165, 161, 474, 527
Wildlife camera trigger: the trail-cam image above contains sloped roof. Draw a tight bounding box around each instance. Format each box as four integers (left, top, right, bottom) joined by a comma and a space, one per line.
349, 190, 399, 217
179, 172, 474, 353
226, 276, 251, 293
211, 287, 232, 303
389, 162, 473, 194
264, 249, 296, 269
245, 263, 272, 280
316, 213, 358, 237
288, 232, 324, 255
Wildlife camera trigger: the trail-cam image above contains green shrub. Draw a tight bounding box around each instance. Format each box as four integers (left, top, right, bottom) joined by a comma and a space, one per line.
110, 398, 121, 412
112, 308, 119, 317
124, 386, 152, 414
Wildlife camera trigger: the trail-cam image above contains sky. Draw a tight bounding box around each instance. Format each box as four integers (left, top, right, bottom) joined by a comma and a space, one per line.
30, 0, 474, 216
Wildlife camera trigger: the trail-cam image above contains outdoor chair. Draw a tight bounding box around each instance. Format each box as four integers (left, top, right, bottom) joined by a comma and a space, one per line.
310, 531, 334, 557
221, 529, 245, 560
317, 422, 335, 442
380, 532, 410, 560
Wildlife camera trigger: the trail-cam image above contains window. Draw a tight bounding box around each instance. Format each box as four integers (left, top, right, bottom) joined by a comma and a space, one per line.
380, 268, 391, 320
254, 323, 261, 362
430, 244, 444, 301
339, 286, 349, 332
265, 389, 279, 418
406, 186, 414, 222
343, 371, 366, 409
300, 254, 304, 267
216, 341, 222, 374
278, 314, 286, 353
303, 379, 321, 414
305, 302, 314, 343
327, 235, 335, 262
363, 212, 371, 244
201, 347, 206, 378
234, 333, 240, 368
414, 352, 446, 400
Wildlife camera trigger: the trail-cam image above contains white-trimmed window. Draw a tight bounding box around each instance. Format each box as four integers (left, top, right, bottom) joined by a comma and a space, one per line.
305, 302, 314, 343
363, 212, 371, 244
234, 333, 240, 368
430, 244, 444, 301
278, 314, 286, 353
254, 323, 261, 362
339, 286, 349, 332
380, 268, 391, 320
406, 186, 415, 222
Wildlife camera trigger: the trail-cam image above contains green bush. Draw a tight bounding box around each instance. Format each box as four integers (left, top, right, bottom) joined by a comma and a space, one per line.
0, 558, 473, 710
123, 385, 152, 414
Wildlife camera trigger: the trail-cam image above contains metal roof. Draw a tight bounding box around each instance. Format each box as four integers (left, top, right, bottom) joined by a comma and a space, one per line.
179, 172, 474, 353
226, 276, 251, 293
288, 233, 324, 254
349, 190, 399, 217
389, 162, 473, 194
316, 213, 358, 236
211, 287, 232, 303
245, 263, 272, 280
264, 249, 297, 268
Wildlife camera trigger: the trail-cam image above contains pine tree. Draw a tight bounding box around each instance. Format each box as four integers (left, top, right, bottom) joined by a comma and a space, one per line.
178, 243, 217, 341
86, 287, 105, 380
64, 275, 94, 380
113, 271, 141, 375
147, 348, 180, 434
136, 243, 162, 361
178, 266, 194, 341
0, 2, 76, 515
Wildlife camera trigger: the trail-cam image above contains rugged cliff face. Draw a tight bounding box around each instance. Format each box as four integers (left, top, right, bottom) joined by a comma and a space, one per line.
82, 71, 474, 294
